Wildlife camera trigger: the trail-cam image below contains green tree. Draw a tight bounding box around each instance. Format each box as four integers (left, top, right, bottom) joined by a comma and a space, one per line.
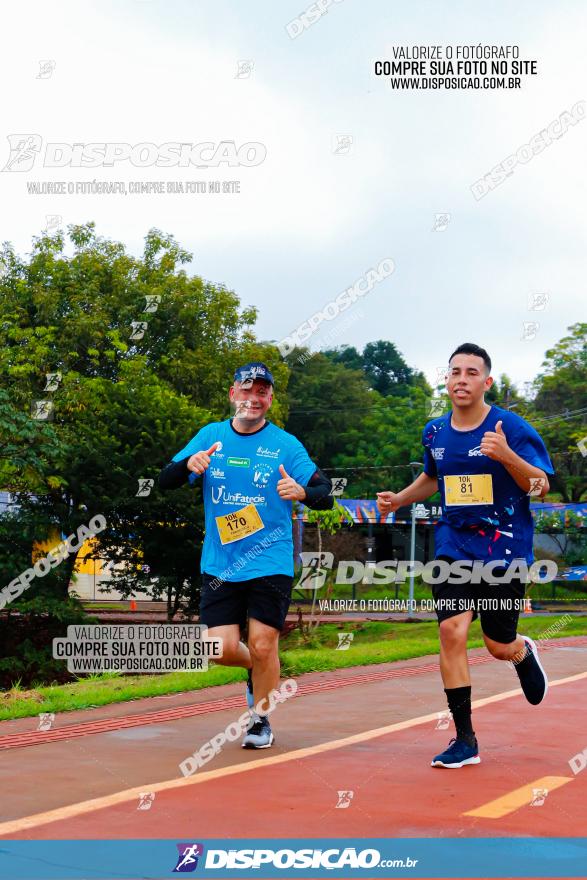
0, 224, 282, 613
534, 510, 586, 566
486, 373, 524, 409
284, 350, 372, 464
324, 341, 430, 397
323, 344, 363, 372
331, 385, 433, 498
526, 323, 587, 502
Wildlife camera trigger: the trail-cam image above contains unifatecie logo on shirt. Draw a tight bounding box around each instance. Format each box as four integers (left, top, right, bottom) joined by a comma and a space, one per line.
210, 486, 265, 506
256, 446, 280, 459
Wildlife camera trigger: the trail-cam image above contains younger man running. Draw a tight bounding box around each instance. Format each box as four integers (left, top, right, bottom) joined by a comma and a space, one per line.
159, 362, 332, 749
376, 343, 554, 768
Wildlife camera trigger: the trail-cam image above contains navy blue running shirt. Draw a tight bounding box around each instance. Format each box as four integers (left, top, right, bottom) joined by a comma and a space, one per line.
422, 405, 554, 564
172, 419, 317, 581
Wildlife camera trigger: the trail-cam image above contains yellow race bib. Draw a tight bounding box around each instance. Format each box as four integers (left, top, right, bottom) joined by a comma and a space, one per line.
215, 503, 264, 545
444, 474, 493, 506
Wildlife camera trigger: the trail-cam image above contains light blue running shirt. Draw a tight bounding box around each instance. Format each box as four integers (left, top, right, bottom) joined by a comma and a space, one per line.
172, 419, 316, 581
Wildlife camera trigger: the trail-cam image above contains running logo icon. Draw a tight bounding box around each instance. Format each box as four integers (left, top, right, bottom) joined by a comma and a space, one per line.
137, 792, 155, 810
435, 711, 451, 730
136, 478, 155, 497
432, 212, 451, 232
173, 843, 204, 872
428, 399, 446, 418
37, 712, 55, 731
530, 788, 548, 807
329, 477, 347, 496
2, 134, 42, 171
336, 632, 354, 650
295, 552, 334, 589
527, 477, 545, 496
240, 365, 263, 387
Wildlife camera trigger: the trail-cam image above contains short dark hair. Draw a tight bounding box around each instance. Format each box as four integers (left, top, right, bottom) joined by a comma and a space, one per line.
449, 343, 491, 374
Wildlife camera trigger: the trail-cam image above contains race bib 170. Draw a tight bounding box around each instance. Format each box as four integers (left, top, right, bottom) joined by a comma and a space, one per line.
444, 474, 494, 506
215, 503, 265, 544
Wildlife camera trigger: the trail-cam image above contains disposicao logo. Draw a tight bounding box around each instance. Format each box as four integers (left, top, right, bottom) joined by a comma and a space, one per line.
173, 842, 204, 872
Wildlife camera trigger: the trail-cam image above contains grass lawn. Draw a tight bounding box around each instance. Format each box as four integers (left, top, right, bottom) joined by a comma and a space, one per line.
81, 603, 128, 611
1, 614, 586, 722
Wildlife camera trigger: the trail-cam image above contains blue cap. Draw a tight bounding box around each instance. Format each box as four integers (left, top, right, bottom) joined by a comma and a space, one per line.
233, 362, 274, 387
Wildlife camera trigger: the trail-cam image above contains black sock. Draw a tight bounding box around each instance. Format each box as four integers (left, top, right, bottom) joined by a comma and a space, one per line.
444, 686, 475, 745
247, 668, 253, 688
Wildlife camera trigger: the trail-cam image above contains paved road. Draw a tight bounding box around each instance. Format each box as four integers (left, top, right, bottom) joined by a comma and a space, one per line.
0, 640, 586, 847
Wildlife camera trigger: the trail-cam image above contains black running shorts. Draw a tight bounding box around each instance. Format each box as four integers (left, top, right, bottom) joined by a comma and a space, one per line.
200, 573, 294, 632
431, 555, 526, 644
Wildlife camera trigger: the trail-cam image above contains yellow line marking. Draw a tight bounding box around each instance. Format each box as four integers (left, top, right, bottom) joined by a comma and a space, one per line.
0, 670, 585, 837
463, 776, 573, 818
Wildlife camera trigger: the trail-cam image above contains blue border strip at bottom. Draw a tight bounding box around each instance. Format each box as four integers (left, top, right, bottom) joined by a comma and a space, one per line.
0, 838, 586, 879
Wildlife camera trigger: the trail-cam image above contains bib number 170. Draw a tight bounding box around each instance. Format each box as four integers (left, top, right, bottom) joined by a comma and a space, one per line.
225, 513, 247, 533
215, 503, 265, 544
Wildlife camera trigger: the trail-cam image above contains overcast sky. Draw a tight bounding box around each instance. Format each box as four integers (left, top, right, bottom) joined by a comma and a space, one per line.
1, 0, 585, 388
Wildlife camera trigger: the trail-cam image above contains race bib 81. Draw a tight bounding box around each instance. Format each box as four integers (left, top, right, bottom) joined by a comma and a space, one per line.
444, 474, 494, 506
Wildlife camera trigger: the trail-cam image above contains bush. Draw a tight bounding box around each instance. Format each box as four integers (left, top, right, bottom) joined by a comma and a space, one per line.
0, 593, 95, 689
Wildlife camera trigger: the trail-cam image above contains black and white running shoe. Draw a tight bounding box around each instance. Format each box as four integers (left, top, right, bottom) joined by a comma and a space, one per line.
242, 714, 274, 749
514, 635, 548, 705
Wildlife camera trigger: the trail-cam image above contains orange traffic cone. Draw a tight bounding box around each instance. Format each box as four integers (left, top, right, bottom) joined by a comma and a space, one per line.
130, 598, 137, 611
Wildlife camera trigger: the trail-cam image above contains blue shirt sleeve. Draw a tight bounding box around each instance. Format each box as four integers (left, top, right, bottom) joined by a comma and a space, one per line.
286, 436, 317, 486
421, 424, 437, 478
505, 415, 554, 475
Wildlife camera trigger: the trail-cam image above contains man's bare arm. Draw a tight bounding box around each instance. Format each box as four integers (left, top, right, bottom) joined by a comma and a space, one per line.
376, 472, 438, 515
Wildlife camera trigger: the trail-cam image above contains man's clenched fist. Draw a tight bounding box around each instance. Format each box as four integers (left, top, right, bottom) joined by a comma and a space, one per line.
376, 491, 401, 516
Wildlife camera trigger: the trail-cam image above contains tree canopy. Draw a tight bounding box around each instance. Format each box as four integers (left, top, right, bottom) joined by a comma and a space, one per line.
0, 225, 584, 624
